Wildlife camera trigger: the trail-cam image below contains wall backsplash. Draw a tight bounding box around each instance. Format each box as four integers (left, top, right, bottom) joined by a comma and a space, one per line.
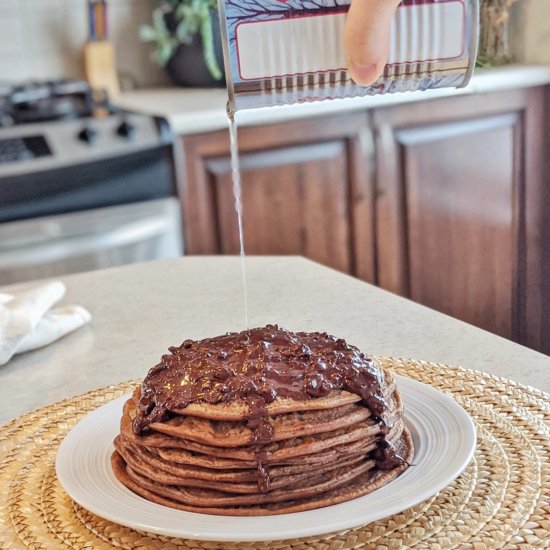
510, 0, 550, 64
0, 0, 168, 88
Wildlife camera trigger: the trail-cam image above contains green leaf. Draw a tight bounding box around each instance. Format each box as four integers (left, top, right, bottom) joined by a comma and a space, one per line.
200, 8, 222, 80
140, 0, 220, 70
139, 25, 158, 42
152, 8, 168, 32
175, 22, 192, 44
158, 42, 175, 65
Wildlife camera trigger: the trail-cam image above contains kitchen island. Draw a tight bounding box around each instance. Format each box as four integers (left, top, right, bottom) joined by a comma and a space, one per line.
2, 256, 549, 425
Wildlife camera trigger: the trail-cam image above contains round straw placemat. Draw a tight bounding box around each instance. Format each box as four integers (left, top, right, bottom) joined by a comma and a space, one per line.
1, 357, 548, 549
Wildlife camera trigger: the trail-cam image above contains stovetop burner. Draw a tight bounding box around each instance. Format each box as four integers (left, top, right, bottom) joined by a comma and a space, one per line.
0, 79, 113, 127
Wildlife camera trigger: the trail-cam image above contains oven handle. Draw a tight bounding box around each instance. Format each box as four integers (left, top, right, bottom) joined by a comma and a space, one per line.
0, 217, 177, 268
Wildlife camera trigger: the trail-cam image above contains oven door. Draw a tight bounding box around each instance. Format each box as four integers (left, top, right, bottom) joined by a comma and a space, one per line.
0, 198, 183, 286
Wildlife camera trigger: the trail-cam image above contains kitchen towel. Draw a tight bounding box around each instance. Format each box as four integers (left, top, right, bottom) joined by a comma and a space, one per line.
0, 282, 91, 366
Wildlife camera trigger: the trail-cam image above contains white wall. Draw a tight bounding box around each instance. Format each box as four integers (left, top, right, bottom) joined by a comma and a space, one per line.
510, 0, 550, 64
0, 0, 168, 88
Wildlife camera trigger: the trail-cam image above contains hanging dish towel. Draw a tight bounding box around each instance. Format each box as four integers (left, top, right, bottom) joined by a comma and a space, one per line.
0, 281, 91, 366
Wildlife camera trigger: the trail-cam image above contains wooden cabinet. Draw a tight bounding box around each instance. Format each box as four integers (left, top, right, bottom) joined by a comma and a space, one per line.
371, 88, 549, 350
179, 113, 376, 279
176, 86, 550, 353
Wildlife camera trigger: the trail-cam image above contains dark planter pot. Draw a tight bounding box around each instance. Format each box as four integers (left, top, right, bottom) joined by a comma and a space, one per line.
165, 11, 226, 88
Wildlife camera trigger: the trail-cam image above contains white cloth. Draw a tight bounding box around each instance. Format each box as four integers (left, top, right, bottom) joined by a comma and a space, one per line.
0, 281, 91, 365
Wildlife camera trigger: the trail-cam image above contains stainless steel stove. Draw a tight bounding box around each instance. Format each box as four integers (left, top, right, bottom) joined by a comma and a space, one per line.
0, 80, 182, 285
0, 79, 97, 127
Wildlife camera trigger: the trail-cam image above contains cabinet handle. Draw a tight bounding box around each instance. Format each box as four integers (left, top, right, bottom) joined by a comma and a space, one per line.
374, 124, 396, 198
355, 126, 375, 202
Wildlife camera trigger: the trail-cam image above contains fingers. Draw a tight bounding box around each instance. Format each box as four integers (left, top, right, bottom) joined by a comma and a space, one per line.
344, 0, 402, 86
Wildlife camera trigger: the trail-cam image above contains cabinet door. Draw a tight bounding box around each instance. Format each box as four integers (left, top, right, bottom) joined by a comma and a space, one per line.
179, 114, 374, 278
372, 88, 548, 348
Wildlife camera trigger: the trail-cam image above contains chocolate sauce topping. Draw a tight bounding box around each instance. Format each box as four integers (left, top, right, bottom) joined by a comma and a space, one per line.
371, 439, 406, 470
133, 325, 404, 487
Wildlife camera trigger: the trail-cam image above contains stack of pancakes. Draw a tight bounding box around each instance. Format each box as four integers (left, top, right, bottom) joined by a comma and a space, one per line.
112, 326, 413, 515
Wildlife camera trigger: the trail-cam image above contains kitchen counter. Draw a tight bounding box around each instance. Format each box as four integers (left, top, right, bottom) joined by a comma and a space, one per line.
2, 256, 549, 425
115, 65, 550, 135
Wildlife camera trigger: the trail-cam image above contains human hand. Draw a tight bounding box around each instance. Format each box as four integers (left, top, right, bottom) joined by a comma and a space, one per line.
344, 0, 402, 86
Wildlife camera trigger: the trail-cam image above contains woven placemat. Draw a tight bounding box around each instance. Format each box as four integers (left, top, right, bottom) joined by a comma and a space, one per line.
0, 357, 548, 549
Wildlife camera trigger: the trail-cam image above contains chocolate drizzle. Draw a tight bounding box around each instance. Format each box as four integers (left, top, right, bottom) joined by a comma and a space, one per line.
133, 325, 404, 491
254, 451, 270, 493
371, 439, 405, 470
243, 396, 274, 444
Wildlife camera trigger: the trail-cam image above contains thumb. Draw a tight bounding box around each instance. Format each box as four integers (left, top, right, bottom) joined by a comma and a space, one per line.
344, 0, 401, 86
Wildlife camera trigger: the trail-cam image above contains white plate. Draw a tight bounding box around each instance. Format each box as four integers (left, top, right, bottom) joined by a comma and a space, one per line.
56, 376, 476, 542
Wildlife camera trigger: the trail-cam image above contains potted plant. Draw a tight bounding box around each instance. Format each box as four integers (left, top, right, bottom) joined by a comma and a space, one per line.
140, 0, 225, 87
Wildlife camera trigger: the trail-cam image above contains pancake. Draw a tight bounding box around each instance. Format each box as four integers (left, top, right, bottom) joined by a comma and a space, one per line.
149, 403, 373, 447
120, 397, 404, 462
115, 436, 380, 481
150, 436, 378, 469
112, 325, 414, 515
124, 457, 377, 506
111, 430, 414, 516
131, 369, 396, 420
116, 439, 370, 494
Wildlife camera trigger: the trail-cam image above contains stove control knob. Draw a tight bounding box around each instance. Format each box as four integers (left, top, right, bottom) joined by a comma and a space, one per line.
116, 121, 136, 139
78, 127, 98, 144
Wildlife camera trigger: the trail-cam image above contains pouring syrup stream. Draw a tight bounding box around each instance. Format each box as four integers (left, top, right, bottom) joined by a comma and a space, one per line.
228, 109, 249, 329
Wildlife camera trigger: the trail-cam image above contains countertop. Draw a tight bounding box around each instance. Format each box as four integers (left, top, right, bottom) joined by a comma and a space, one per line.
114, 65, 550, 135
2, 256, 549, 426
